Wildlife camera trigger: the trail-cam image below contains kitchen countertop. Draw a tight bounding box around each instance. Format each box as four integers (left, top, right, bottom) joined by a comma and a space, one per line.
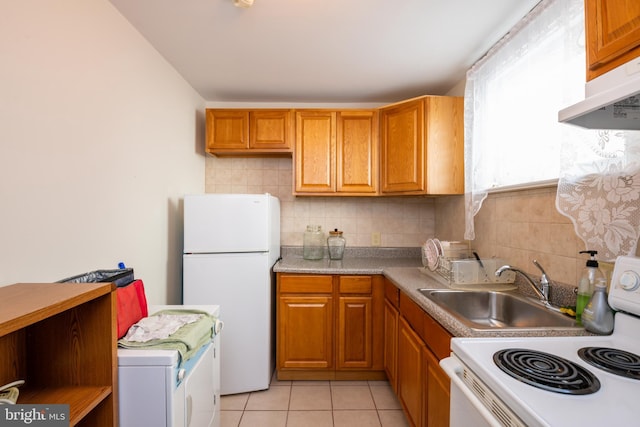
273, 256, 422, 275
274, 248, 591, 339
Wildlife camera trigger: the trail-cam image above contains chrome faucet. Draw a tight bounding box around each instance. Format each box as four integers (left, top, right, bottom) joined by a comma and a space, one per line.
532, 259, 551, 301
495, 260, 552, 304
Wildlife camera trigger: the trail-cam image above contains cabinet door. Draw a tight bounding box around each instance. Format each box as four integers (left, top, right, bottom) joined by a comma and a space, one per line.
206, 110, 249, 151
278, 295, 334, 369
380, 99, 425, 193
249, 110, 292, 150
336, 111, 378, 193
295, 111, 336, 193
424, 347, 450, 427
424, 96, 464, 195
383, 299, 399, 392
337, 296, 373, 369
397, 316, 425, 427
586, 0, 640, 80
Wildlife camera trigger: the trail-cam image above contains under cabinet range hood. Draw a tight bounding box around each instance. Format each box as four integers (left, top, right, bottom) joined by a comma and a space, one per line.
559, 56, 640, 130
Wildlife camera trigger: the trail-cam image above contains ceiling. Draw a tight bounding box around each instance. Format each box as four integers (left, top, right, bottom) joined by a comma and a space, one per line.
108, 0, 541, 104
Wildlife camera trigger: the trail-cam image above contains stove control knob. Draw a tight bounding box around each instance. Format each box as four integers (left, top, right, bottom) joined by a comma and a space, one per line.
619, 270, 640, 291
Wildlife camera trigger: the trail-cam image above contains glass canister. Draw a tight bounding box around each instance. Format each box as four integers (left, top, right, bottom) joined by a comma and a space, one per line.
303, 225, 325, 260
327, 229, 346, 260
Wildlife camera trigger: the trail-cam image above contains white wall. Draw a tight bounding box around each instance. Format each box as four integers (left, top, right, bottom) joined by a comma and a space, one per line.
446, 78, 466, 97
0, 0, 206, 304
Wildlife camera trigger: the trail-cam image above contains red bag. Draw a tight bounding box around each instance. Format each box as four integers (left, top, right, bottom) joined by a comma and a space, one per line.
116, 279, 148, 339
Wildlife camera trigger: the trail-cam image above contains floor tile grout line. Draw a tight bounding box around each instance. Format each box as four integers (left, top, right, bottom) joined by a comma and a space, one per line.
221, 378, 406, 427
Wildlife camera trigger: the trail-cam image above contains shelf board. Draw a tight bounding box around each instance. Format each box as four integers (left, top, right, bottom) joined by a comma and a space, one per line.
0, 283, 114, 337
18, 385, 112, 426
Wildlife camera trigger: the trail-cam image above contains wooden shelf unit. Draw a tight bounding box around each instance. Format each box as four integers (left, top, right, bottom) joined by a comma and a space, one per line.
0, 282, 117, 427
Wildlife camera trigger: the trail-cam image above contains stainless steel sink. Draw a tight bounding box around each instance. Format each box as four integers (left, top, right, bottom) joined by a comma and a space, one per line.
418, 289, 578, 330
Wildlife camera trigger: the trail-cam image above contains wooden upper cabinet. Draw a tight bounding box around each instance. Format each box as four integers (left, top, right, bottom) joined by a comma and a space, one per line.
586, 0, 640, 80
206, 109, 293, 155
206, 109, 248, 151
295, 110, 336, 193
380, 96, 464, 195
295, 110, 378, 195
337, 111, 378, 194
206, 96, 463, 196
380, 98, 425, 193
250, 110, 293, 150
425, 96, 464, 195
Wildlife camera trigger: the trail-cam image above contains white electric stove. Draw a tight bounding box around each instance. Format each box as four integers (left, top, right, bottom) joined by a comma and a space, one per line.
441, 255, 640, 427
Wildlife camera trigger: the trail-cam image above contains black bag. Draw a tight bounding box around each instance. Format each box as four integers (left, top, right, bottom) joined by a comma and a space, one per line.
58, 268, 135, 287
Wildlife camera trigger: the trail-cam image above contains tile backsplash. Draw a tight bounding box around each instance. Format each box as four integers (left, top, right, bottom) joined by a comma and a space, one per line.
205, 156, 435, 247
434, 186, 620, 289
205, 156, 632, 291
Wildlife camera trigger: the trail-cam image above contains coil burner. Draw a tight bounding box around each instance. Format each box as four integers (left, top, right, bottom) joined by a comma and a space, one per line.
494, 348, 600, 395
578, 347, 640, 380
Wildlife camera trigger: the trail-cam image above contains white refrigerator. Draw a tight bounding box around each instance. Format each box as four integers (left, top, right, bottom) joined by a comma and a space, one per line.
182, 193, 280, 395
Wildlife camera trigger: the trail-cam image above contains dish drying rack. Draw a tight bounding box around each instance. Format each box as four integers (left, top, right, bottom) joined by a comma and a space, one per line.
421, 239, 516, 289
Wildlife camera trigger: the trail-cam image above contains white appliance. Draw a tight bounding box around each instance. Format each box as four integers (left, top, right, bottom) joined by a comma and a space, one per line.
118, 305, 221, 427
559, 55, 640, 130
182, 193, 280, 395
441, 255, 640, 427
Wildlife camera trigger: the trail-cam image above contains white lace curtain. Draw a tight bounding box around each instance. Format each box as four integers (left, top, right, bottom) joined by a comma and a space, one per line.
556, 129, 640, 261
464, 0, 640, 261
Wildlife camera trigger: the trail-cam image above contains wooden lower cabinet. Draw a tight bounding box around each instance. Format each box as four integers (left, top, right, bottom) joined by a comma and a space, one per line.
337, 295, 372, 369
384, 278, 452, 427
424, 348, 450, 427
278, 295, 334, 369
277, 273, 385, 380
398, 316, 425, 427
383, 298, 399, 392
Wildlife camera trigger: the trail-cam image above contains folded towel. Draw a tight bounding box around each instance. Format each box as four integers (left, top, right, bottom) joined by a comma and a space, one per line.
122, 313, 204, 342
118, 309, 215, 364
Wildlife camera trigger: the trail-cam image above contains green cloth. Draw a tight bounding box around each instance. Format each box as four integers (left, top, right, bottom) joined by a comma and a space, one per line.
118, 309, 215, 364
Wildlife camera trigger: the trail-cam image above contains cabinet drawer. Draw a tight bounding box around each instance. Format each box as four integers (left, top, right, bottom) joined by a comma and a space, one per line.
280, 275, 333, 293
339, 276, 372, 294
384, 279, 400, 308
423, 312, 452, 360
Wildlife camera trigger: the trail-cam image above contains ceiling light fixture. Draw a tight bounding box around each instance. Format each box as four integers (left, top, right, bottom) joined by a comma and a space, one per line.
233, 0, 254, 8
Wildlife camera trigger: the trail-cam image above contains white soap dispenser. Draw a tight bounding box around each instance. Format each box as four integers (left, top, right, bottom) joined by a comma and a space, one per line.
576, 250, 605, 323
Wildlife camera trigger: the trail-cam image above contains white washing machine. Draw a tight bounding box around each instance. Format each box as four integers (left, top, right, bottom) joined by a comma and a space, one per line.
118, 305, 221, 427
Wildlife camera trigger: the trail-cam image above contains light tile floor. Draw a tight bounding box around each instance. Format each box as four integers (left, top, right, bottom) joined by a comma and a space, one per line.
220, 374, 410, 427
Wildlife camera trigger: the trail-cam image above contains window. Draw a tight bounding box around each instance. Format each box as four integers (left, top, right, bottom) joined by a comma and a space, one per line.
464, 0, 586, 239
464, 0, 640, 261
